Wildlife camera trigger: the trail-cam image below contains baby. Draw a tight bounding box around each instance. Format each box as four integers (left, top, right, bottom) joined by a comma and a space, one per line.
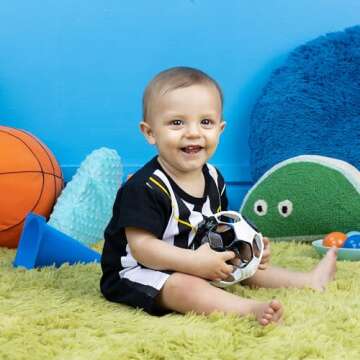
100, 66, 337, 325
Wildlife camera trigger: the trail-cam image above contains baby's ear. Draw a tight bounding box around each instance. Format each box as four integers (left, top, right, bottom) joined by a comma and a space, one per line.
140, 121, 156, 145
220, 120, 226, 133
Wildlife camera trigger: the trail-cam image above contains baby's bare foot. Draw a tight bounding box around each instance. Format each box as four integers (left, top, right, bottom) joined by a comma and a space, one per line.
310, 247, 337, 291
253, 300, 283, 326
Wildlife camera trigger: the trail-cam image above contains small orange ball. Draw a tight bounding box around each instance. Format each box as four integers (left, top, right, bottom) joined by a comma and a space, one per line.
323, 232, 347, 248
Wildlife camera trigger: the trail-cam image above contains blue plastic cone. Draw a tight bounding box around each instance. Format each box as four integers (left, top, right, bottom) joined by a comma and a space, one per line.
13, 213, 101, 269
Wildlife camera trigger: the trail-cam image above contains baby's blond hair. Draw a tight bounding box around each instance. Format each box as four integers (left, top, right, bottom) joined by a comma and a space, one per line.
143, 67, 223, 122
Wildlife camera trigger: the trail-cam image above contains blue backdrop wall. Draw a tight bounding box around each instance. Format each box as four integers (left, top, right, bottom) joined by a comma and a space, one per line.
1, 0, 359, 209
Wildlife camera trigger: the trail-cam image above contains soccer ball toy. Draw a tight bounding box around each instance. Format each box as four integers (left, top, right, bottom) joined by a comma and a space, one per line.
0, 126, 64, 248
193, 210, 264, 287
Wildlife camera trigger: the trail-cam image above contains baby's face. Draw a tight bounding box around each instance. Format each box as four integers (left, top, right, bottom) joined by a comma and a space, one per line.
142, 84, 225, 179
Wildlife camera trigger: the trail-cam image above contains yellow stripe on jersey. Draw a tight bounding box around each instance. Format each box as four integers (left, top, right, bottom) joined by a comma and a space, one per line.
149, 176, 171, 199
175, 216, 193, 229
149, 176, 194, 230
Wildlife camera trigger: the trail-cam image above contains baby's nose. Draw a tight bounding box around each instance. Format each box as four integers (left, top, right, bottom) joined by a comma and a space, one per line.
185, 123, 201, 137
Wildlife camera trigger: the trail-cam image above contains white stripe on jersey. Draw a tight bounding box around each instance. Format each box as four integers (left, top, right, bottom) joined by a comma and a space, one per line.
201, 196, 214, 217
207, 164, 219, 187
153, 169, 180, 246
181, 200, 202, 247
206, 163, 224, 207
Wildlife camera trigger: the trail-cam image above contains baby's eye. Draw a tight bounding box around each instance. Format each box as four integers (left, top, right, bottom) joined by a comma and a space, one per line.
201, 119, 214, 128
170, 119, 184, 126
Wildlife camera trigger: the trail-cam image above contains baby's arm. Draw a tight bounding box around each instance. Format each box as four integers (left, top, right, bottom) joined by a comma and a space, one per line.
126, 227, 236, 281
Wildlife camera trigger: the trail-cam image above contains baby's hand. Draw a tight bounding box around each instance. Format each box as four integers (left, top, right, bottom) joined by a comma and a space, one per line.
192, 243, 235, 281
258, 237, 271, 270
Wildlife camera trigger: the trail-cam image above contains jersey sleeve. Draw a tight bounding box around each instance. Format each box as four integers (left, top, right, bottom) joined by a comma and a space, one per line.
107, 178, 172, 240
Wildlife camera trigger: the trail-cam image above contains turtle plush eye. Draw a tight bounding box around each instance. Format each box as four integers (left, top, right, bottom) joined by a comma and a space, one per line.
278, 200, 293, 217
253, 199, 268, 216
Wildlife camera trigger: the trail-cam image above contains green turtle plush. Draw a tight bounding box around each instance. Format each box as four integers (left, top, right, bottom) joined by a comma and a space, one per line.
240, 155, 360, 241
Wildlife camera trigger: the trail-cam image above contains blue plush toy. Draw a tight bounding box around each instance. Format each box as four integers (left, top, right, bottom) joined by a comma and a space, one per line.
249, 25, 360, 181
48, 148, 122, 245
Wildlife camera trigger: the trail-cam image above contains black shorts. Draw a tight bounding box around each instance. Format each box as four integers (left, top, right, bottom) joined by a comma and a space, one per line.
100, 269, 172, 316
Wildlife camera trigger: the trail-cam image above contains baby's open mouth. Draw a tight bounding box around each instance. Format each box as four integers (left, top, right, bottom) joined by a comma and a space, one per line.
181, 145, 203, 154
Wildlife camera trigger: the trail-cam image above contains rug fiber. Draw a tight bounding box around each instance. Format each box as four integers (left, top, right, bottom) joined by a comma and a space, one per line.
1, 242, 360, 360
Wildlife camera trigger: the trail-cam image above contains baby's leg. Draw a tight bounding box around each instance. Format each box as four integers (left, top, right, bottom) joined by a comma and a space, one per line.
157, 272, 283, 326
243, 247, 337, 291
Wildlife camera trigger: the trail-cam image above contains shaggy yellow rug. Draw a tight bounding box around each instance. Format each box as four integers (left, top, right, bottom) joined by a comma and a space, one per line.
1, 242, 360, 360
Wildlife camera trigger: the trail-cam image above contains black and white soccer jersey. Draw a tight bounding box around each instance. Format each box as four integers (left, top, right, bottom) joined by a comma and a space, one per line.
100, 156, 228, 315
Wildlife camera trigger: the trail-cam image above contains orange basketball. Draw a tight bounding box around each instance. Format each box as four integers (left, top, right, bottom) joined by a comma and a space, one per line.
0, 126, 64, 248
